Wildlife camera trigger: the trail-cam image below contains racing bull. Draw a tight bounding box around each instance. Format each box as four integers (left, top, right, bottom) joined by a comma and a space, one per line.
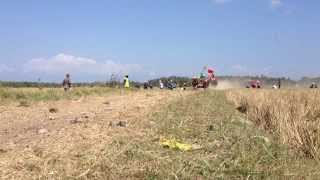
246, 80, 261, 89
192, 68, 218, 89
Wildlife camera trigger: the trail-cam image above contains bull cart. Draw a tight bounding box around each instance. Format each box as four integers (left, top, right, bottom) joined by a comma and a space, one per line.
192, 68, 218, 89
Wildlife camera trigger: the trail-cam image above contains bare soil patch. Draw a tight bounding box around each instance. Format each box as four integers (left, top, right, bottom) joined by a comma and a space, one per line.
0, 90, 190, 179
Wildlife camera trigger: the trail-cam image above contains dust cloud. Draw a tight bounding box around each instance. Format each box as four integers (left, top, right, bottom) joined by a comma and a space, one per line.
212, 80, 242, 90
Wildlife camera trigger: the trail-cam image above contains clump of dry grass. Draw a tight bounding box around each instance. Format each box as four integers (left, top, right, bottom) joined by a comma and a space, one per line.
227, 89, 320, 159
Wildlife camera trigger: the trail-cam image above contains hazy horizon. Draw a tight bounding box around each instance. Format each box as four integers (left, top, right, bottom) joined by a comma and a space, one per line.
1, 74, 319, 84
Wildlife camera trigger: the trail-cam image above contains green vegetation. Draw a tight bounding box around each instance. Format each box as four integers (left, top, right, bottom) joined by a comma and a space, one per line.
135, 91, 319, 179
33, 90, 317, 179
0, 87, 135, 103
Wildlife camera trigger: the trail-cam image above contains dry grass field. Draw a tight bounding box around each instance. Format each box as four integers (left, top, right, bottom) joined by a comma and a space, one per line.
0, 87, 320, 179
227, 89, 320, 160
0, 87, 125, 104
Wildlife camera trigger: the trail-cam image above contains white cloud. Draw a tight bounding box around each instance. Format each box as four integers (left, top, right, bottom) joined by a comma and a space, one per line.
232, 64, 247, 72
271, 0, 282, 8
0, 64, 14, 73
23, 53, 142, 76
213, 0, 232, 4
212, 0, 284, 8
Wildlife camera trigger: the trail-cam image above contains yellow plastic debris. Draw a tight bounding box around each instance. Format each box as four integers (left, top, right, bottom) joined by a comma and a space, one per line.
160, 138, 194, 151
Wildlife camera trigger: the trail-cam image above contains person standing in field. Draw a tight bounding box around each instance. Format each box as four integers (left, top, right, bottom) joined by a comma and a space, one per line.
144, 81, 149, 89
159, 80, 164, 89
62, 73, 72, 92
310, 82, 318, 89
124, 75, 130, 88
272, 84, 278, 89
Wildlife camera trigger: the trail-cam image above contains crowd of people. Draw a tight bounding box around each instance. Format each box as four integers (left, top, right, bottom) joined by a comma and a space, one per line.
60, 73, 185, 91
310, 82, 318, 89
61, 73, 319, 91
143, 79, 182, 90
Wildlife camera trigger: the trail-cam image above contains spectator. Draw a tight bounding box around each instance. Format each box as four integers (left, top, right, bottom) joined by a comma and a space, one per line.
62, 73, 72, 92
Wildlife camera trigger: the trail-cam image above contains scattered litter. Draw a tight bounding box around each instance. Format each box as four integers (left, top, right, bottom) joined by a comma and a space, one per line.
109, 121, 127, 127
135, 106, 142, 110
207, 125, 214, 131
38, 128, 49, 134
18, 100, 30, 107
160, 138, 201, 151
7, 142, 16, 149
81, 112, 90, 119
18, 102, 29, 107
69, 118, 82, 124
236, 106, 247, 113
117, 121, 127, 127
49, 108, 58, 113
76, 97, 84, 103
109, 121, 115, 127
252, 136, 271, 146
33, 147, 44, 157
103, 101, 110, 105
48, 171, 57, 175
0, 148, 7, 153
233, 118, 254, 126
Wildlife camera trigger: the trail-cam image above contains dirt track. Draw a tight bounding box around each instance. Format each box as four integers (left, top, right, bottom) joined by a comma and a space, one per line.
0, 90, 189, 178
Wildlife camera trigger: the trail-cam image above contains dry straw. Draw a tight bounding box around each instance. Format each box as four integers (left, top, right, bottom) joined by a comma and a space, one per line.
227, 89, 320, 159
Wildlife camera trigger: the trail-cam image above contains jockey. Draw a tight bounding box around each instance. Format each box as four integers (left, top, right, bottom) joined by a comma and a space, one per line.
207, 68, 215, 81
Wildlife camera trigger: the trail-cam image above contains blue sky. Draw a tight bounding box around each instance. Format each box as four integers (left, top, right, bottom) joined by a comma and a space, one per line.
0, 0, 319, 82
